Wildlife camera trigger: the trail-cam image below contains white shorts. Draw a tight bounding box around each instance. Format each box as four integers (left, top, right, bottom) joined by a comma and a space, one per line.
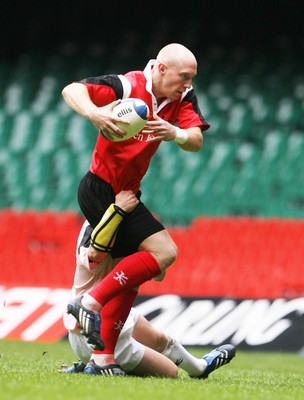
67, 307, 145, 372
114, 307, 145, 371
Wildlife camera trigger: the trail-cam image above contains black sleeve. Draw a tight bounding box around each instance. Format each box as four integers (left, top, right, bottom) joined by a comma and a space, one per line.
183, 89, 210, 129
79, 74, 124, 99
182, 89, 201, 117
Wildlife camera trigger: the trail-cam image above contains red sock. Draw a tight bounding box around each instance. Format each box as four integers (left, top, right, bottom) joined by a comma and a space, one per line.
93, 289, 138, 355
88, 251, 161, 305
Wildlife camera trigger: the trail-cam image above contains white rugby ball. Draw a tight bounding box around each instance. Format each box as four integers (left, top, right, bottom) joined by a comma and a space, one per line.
111, 98, 149, 141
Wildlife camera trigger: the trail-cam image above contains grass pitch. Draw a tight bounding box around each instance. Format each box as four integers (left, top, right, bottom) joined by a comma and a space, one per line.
0, 340, 303, 400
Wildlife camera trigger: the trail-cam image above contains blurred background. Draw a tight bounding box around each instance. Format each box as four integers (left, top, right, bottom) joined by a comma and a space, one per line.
0, 0, 303, 349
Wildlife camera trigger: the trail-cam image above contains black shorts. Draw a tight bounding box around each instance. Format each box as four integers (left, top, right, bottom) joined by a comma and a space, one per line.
77, 171, 165, 258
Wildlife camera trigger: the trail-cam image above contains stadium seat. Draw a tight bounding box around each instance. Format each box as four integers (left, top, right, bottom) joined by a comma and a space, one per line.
0, 45, 304, 220
8, 112, 41, 151
34, 112, 67, 153
0, 111, 13, 147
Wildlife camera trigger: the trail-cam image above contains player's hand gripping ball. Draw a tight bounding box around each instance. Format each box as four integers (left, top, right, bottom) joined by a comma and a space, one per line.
112, 98, 149, 141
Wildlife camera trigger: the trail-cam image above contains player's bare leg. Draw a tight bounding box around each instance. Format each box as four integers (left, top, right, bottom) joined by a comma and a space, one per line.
132, 315, 236, 378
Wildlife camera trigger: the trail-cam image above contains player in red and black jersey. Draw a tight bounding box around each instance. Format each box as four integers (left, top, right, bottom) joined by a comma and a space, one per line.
62, 43, 210, 375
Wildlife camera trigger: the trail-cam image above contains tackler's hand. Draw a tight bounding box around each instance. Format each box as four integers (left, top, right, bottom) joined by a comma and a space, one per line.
115, 191, 139, 213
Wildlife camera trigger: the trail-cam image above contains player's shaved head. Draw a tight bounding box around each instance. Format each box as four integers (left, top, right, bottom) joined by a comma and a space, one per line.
156, 43, 197, 67
152, 43, 198, 100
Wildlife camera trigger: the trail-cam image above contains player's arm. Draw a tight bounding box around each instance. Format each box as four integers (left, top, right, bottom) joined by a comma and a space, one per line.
61, 82, 128, 139
88, 191, 139, 263
62, 82, 99, 119
142, 113, 203, 152
90, 204, 127, 252
174, 126, 203, 152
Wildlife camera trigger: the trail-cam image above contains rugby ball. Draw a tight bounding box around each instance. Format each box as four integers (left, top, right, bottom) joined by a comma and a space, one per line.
111, 98, 149, 141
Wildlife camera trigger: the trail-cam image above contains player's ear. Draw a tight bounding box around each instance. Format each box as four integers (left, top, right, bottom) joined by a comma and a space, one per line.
158, 62, 168, 74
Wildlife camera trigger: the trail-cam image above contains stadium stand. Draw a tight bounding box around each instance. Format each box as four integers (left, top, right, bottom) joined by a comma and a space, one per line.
1, 34, 303, 221
0, 1, 303, 306
0, 209, 303, 299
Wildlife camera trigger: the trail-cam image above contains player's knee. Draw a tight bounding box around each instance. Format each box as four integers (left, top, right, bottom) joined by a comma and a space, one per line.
158, 242, 178, 272
140, 231, 178, 271
153, 332, 171, 354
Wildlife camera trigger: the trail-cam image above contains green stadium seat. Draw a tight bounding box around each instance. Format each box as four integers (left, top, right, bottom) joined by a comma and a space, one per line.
34, 112, 68, 153
3, 152, 29, 209
0, 111, 13, 148
7, 112, 41, 151
65, 114, 96, 154
30, 75, 60, 114
0, 46, 304, 220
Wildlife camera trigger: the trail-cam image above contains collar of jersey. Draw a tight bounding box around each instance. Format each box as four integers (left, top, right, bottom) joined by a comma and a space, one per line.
144, 59, 173, 114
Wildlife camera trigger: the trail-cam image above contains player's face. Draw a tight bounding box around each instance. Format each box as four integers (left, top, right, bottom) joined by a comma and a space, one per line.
161, 61, 197, 100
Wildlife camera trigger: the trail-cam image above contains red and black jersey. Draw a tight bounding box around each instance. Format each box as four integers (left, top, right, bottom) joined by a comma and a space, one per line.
79, 60, 210, 194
